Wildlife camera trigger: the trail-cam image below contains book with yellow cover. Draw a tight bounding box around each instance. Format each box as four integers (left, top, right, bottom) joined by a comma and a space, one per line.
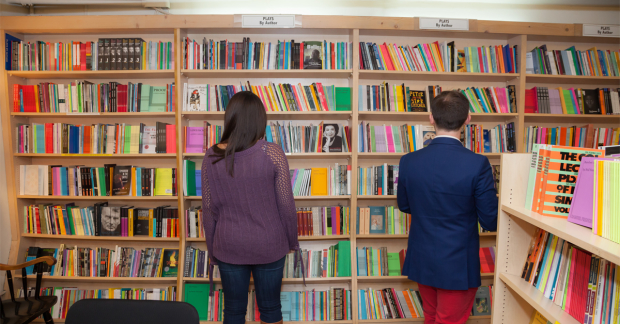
310, 168, 328, 196
154, 168, 173, 196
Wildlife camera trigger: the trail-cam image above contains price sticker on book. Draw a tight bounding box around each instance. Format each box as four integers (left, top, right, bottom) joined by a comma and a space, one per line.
583, 24, 620, 37
419, 18, 469, 31
241, 15, 298, 28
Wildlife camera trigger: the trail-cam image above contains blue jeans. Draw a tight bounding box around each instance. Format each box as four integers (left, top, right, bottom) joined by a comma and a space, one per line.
217, 256, 285, 324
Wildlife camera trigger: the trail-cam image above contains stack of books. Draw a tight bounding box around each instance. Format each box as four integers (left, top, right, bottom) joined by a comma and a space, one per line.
460, 86, 517, 113
590, 159, 620, 244
20, 286, 177, 319
265, 121, 351, 153
183, 246, 219, 279
521, 229, 619, 323
462, 45, 519, 73
462, 122, 516, 153
5, 36, 173, 71
527, 45, 620, 76
356, 206, 410, 235
357, 164, 398, 196
13, 82, 175, 113
24, 204, 178, 238
359, 41, 456, 72
296, 206, 350, 237
357, 83, 429, 112
358, 123, 435, 153
17, 122, 176, 154
182, 38, 352, 70
525, 87, 620, 114
356, 246, 405, 277
524, 126, 618, 152
25, 245, 179, 278
182, 83, 351, 112
283, 241, 351, 278
290, 165, 351, 196
19, 165, 177, 197
479, 247, 496, 273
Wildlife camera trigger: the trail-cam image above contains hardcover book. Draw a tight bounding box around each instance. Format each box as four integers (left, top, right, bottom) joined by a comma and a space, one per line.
112, 166, 131, 196
409, 90, 427, 112
159, 249, 179, 277
303, 41, 323, 69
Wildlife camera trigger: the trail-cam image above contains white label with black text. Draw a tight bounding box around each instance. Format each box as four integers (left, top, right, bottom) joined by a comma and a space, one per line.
419, 18, 469, 31
242, 15, 296, 28
583, 24, 620, 37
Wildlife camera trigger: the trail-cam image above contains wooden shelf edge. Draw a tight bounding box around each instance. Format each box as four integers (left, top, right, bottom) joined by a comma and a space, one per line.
186, 235, 351, 242
184, 277, 352, 283
14, 153, 176, 158
17, 195, 178, 200
21, 234, 180, 242
24, 276, 177, 282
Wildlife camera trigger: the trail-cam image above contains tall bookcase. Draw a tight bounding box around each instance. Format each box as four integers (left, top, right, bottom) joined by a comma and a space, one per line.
1, 15, 618, 324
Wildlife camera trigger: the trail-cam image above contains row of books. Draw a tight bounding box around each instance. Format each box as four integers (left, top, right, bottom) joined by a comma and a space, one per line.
283, 241, 352, 278
359, 41, 455, 72
20, 286, 177, 319
266, 122, 351, 153
182, 246, 218, 279
527, 45, 619, 77
357, 286, 493, 320
357, 164, 398, 196
525, 145, 605, 219
25, 245, 179, 278
460, 86, 517, 113
358, 83, 428, 112
479, 247, 496, 273
24, 203, 178, 238
524, 126, 618, 152
17, 122, 176, 154
358, 123, 434, 153
5, 35, 174, 71
356, 247, 404, 277
19, 165, 177, 197
183, 83, 351, 112
291, 165, 351, 196
463, 45, 519, 74
356, 206, 410, 235
462, 123, 516, 153
521, 229, 619, 323
526, 87, 620, 115
182, 38, 353, 70
590, 159, 620, 244
184, 123, 221, 154
13, 82, 175, 113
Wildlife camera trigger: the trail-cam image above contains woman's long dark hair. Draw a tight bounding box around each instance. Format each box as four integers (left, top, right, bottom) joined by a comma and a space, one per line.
211, 91, 267, 176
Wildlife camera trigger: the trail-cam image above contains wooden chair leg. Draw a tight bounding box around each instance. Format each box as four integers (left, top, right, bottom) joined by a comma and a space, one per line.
43, 311, 54, 324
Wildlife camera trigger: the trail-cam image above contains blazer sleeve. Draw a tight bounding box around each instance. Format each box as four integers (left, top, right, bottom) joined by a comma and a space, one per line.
397, 156, 411, 214
475, 159, 498, 232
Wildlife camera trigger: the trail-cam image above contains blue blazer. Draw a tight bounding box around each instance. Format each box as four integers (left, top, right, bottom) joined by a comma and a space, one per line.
397, 137, 498, 290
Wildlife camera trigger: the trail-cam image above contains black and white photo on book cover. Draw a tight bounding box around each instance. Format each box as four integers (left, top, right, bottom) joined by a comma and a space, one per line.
322, 123, 343, 152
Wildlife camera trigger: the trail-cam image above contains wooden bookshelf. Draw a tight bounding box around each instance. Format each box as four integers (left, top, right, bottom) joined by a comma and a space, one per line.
2, 14, 616, 324
492, 154, 620, 323
185, 235, 351, 242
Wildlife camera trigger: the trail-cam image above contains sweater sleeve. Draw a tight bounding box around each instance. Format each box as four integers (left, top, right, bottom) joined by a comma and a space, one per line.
263, 142, 299, 250
201, 155, 217, 264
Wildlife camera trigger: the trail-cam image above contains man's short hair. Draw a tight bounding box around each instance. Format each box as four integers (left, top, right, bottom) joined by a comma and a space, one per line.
431, 90, 470, 131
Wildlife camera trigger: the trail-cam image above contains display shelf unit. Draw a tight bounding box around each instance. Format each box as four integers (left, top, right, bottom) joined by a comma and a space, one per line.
2, 14, 616, 323
492, 154, 620, 323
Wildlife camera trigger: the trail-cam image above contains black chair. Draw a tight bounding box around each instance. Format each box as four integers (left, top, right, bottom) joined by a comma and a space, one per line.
65, 299, 199, 324
1, 256, 57, 324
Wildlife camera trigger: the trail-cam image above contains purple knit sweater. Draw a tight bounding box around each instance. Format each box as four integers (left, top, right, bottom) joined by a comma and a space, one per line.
201, 140, 299, 265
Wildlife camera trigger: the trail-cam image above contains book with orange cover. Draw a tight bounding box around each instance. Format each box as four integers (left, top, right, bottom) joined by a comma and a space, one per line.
540, 145, 604, 218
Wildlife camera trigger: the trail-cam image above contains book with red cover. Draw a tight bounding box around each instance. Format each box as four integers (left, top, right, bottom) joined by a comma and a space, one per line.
379, 44, 395, 70
525, 88, 538, 113
165, 124, 177, 153
44, 123, 53, 153
80, 43, 87, 71
22, 85, 37, 112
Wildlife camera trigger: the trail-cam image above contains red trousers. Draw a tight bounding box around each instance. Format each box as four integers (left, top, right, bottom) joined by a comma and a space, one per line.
418, 284, 478, 324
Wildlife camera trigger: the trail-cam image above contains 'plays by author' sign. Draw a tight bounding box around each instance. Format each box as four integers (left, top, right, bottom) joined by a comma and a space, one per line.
242, 15, 296, 28
583, 25, 619, 37
419, 18, 469, 31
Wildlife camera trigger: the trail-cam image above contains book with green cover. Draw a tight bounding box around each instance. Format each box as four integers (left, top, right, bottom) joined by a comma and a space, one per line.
337, 241, 351, 277
387, 252, 400, 276
159, 249, 179, 277
184, 283, 210, 320
371, 248, 379, 276
124, 125, 131, 153
149, 86, 167, 112
140, 84, 151, 112
98, 167, 107, 197
335, 87, 351, 111
185, 160, 196, 196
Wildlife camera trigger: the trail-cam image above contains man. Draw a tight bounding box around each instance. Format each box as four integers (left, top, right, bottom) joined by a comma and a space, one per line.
397, 91, 498, 324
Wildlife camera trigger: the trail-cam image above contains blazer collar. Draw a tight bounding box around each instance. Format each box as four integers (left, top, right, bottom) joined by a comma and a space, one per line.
429, 136, 463, 146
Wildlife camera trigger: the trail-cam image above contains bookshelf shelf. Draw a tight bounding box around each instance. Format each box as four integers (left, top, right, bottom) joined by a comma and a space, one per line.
199, 321, 353, 324
181, 69, 353, 79
184, 195, 351, 200
498, 273, 579, 324
10, 112, 176, 118
21, 234, 180, 242
183, 277, 352, 284
7, 70, 175, 79
525, 74, 620, 85
357, 112, 518, 122
358, 274, 493, 283
357, 153, 504, 159
357, 316, 491, 323
358, 71, 520, 82
523, 113, 620, 123
182, 152, 352, 159
14, 153, 177, 158
502, 204, 620, 265
17, 195, 178, 201
357, 195, 397, 199
182, 110, 352, 120
25, 276, 178, 284
185, 235, 351, 242
356, 234, 409, 239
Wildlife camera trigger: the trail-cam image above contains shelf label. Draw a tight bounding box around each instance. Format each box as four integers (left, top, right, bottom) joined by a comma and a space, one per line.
419, 18, 469, 31
583, 24, 620, 37
241, 15, 297, 28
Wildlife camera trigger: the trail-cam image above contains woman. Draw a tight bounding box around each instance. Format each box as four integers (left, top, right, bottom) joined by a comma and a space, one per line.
322, 123, 343, 152
202, 91, 299, 324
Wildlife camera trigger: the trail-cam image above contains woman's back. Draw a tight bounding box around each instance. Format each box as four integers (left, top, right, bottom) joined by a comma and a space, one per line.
201, 139, 298, 265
